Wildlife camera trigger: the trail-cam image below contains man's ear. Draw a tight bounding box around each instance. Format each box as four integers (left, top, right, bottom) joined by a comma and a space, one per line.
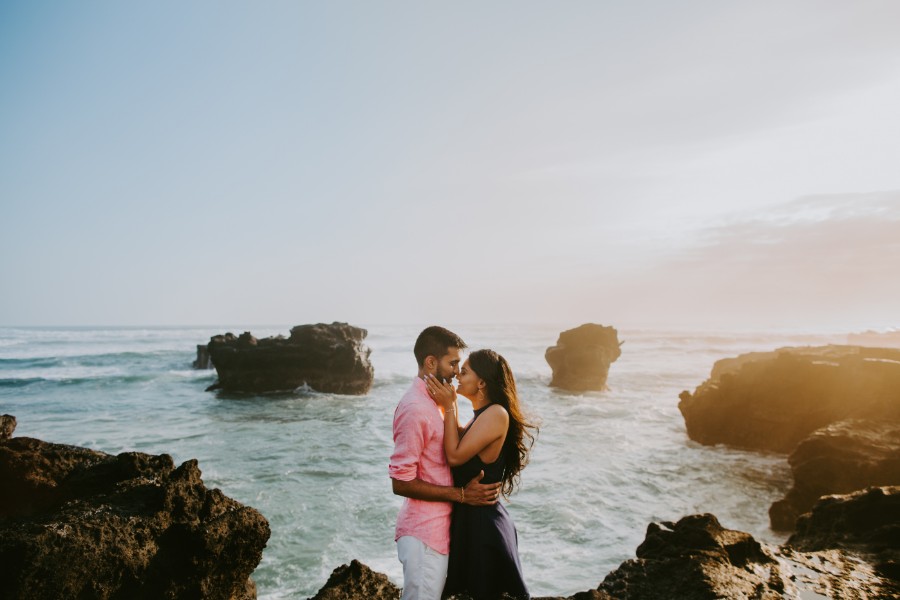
424, 356, 436, 371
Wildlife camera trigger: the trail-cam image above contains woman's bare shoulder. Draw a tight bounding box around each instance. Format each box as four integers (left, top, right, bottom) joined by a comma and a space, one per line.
484, 403, 509, 421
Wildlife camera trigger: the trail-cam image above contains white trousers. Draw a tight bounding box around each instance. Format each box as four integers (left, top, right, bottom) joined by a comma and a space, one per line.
396, 536, 449, 600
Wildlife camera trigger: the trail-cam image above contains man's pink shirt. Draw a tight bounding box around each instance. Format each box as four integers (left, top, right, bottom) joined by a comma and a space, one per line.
388, 377, 453, 554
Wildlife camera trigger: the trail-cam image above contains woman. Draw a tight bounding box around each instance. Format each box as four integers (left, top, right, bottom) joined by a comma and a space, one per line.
424, 349, 537, 600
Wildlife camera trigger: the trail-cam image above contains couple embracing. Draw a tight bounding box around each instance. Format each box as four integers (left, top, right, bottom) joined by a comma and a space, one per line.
389, 326, 538, 600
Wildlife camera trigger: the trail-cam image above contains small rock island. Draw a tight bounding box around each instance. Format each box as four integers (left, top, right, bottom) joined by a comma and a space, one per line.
545, 323, 622, 392
205, 322, 374, 395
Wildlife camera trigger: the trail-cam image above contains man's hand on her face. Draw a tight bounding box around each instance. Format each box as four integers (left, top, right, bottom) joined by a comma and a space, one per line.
425, 374, 456, 409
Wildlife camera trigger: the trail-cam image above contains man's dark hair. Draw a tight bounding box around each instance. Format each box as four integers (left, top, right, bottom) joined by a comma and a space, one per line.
414, 326, 467, 367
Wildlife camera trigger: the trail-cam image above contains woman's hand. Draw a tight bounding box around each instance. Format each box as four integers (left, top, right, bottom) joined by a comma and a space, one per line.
425, 374, 456, 409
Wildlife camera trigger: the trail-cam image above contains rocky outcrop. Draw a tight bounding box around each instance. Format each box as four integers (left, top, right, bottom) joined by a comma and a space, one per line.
206, 322, 374, 395
545, 324, 622, 392
314, 510, 899, 598
600, 513, 896, 598
788, 486, 900, 582
594, 514, 785, 599
0, 414, 15, 441
769, 420, 900, 530
307, 560, 400, 600
193, 344, 212, 369
0, 417, 270, 600
678, 345, 900, 453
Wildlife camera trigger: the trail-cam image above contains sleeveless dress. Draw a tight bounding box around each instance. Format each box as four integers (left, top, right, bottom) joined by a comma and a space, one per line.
443, 406, 530, 600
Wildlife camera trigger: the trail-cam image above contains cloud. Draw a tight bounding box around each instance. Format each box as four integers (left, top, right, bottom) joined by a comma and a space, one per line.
598, 191, 900, 330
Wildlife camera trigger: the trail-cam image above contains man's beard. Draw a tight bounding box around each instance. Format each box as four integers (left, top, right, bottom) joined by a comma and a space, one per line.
435, 369, 453, 384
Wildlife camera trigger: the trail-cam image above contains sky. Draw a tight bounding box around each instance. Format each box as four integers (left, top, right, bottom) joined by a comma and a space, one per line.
2, 1, 899, 331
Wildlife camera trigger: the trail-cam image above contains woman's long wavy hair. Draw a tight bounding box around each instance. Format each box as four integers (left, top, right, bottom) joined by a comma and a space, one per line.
468, 349, 538, 498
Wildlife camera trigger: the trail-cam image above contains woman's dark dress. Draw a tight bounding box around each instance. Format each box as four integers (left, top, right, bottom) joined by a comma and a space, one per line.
443, 406, 529, 600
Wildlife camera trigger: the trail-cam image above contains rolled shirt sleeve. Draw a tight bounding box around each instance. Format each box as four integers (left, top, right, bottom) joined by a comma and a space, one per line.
389, 402, 427, 482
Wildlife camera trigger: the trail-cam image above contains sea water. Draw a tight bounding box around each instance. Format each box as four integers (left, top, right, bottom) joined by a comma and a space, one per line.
0, 324, 848, 598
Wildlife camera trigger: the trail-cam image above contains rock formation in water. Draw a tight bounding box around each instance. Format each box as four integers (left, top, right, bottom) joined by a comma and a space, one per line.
0, 416, 270, 600
678, 345, 900, 453
545, 324, 622, 392
0, 414, 15, 440
769, 419, 900, 530
193, 344, 213, 369
312, 506, 900, 598
307, 560, 400, 600
788, 486, 900, 582
206, 322, 374, 395
593, 514, 785, 599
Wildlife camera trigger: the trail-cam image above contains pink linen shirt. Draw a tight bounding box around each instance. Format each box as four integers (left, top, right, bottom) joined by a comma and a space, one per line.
388, 377, 454, 554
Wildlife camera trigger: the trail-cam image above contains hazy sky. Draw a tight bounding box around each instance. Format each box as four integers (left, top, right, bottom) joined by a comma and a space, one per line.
2, 1, 899, 331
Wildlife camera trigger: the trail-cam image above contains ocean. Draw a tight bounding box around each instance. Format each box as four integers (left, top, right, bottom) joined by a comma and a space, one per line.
0, 324, 850, 598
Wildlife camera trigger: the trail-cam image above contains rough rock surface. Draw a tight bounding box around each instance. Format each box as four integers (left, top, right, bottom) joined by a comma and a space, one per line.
545, 324, 622, 392
770, 420, 900, 530
206, 322, 374, 395
307, 560, 400, 600
678, 345, 900, 453
0, 414, 15, 441
789, 486, 900, 583
0, 417, 270, 600
193, 344, 212, 369
594, 514, 785, 599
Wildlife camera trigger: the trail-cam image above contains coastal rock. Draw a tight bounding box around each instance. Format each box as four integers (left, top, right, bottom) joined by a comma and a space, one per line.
545, 324, 622, 392
570, 512, 897, 598
307, 560, 400, 600
678, 345, 900, 453
595, 514, 785, 599
788, 486, 900, 582
769, 420, 900, 530
1, 414, 15, 440
206, 322, 374, 395
0, 418, 270, 599
193, 344, 212, 369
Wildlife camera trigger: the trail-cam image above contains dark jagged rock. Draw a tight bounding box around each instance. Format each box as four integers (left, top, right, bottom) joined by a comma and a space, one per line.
595, 514, 784, 599
193, 344, 212, 369
789, 486, 900, 583
563, 511, 897, 598
1, 414, 15, 441
678, 345, 900, 453
206, 322, 374, 395
307, 560, 400, 600
0, 417, 270, 600
769, 420, 900, 530
590, 513, 897, 598
545, 324, 622, 392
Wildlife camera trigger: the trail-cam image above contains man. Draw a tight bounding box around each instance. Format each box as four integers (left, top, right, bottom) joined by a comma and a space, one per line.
389, 326, 502, 600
